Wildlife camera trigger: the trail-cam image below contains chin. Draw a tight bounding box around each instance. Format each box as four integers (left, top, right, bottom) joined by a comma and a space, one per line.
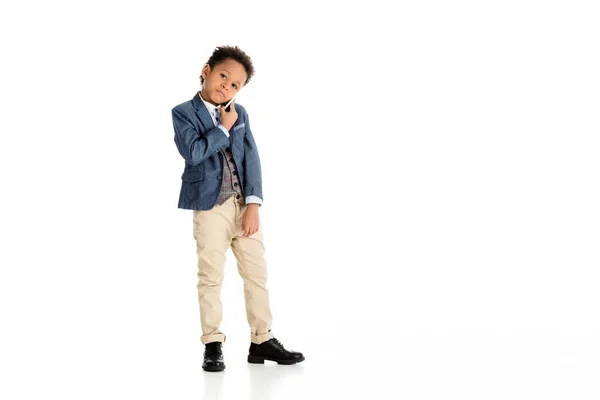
214, 91, 226, 103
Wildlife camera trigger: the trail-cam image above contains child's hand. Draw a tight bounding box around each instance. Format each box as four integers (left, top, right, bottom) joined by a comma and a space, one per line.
220, 98, 238, 131
241, 204, 259, 237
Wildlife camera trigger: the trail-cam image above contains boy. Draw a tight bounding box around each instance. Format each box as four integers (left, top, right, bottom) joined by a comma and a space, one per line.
171, 46, 304, 372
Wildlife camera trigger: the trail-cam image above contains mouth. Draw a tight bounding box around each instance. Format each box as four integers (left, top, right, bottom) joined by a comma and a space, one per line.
216, 90, 225, 98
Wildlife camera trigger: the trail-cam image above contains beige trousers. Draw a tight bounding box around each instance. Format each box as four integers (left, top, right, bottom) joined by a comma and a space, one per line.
192, 194, 273, 345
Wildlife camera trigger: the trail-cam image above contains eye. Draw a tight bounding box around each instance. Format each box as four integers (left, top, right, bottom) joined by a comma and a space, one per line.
220, 73, 226, 79
232, 84, 238, 89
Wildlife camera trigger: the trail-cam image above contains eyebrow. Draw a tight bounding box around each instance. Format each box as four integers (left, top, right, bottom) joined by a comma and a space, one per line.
222, 69, 242, 87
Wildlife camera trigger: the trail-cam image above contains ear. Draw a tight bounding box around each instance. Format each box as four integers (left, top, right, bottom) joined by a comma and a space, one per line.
201, 64, 211, 80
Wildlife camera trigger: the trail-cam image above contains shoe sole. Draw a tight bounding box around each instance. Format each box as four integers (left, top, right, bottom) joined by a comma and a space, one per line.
247, 355, 305, 365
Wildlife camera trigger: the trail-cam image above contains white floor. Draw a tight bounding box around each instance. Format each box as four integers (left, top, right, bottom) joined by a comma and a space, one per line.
5, 312, 598, 399
186, 329, 599, 400
20, 324, 595, 399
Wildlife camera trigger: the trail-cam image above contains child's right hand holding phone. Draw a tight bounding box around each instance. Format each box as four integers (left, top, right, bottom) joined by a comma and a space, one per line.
219, 97, 237, 131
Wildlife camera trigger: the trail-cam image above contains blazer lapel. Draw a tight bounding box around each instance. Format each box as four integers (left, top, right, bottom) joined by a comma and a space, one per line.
191, 92, 216, 133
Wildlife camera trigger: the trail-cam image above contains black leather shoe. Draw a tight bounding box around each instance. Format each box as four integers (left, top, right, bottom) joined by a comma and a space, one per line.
248, 338, 305, 365
203, 342, 225, 372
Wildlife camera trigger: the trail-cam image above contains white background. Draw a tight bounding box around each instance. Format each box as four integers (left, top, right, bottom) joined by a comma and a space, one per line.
1, 0, 599, 399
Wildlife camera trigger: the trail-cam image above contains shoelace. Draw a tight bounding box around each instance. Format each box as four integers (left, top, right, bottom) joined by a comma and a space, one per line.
271, 338, 285, 351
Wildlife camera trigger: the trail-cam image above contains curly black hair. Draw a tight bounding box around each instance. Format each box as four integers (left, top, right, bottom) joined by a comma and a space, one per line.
200, 45, 255, 86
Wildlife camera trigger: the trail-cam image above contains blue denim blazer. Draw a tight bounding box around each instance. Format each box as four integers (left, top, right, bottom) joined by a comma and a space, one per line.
172, 92, 263, 210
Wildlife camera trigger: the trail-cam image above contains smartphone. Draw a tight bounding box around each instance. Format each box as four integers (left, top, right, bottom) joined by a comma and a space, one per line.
222, 97, 236, 112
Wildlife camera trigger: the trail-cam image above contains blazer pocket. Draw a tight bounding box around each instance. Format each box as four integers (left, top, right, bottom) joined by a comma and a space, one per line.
181, 170, 204, 182
232, 123, 245, 131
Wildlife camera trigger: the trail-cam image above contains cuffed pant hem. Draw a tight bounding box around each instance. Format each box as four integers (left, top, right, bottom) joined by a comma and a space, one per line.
251, 331, 274, 344
201, 333, 226, 345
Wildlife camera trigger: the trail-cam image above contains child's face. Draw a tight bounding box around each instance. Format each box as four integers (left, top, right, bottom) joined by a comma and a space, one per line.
200, 58, 247, 106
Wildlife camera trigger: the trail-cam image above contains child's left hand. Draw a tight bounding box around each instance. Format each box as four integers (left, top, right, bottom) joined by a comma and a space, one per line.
241, 204, 260, 237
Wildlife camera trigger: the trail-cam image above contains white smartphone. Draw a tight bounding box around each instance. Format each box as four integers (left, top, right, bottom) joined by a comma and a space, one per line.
222, 97, 236, 112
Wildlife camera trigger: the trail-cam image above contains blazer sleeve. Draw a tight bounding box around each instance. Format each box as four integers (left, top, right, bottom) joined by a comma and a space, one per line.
242, 112, 263, 201
172, 107, 229, 166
